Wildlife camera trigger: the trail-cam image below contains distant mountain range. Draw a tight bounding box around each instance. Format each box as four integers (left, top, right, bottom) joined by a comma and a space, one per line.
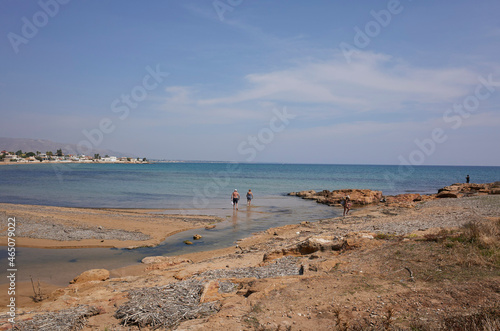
0, 137, 134, 158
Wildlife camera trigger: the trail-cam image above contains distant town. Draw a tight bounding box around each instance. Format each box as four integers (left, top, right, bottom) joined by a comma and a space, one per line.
0, 149, 148, 164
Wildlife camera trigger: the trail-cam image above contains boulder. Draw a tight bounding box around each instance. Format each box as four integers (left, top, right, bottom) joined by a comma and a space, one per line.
436, 191, 460, 198
298, 236, 347, 253
263, 236, 347, 261
70, 269, 109, 284
193, 234, 202, 240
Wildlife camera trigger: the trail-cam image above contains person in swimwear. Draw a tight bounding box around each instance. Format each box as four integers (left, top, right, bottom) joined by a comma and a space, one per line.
343, 195, 351, 216
231, 189, 240, 210
246, 189, 253, 206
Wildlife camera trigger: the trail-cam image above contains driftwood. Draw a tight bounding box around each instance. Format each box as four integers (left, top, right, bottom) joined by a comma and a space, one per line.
30, 276, 45, 302
404, 266, 415, 282
12, 305, 100, 331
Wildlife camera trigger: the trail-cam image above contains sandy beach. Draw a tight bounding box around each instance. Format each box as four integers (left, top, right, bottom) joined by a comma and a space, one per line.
1, 188, 499, 330
0, 203, 221, 249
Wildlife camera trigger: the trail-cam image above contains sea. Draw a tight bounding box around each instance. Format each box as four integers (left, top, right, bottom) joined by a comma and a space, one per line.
1, 162, 498, 285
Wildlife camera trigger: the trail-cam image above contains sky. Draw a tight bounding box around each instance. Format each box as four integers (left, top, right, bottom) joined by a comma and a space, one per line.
1, 0, 499, 165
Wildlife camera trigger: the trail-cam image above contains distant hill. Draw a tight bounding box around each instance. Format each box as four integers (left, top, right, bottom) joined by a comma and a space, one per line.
0, 137, 134, 158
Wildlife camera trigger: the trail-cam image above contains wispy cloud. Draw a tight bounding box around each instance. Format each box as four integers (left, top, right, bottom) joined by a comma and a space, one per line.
198, 51, 478, 113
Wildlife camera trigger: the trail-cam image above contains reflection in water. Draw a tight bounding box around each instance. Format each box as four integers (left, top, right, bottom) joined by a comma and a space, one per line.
0, 196, 340, 286
231, 209, 239, 230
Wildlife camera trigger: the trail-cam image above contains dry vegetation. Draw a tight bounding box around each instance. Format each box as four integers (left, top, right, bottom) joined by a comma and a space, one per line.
228, 219, 500, 331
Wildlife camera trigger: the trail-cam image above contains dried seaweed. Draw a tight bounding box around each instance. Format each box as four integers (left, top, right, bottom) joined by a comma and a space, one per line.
115, 256, 303, 329
12, 305, 100, 331
115, 279, 219, 329
199, 256, 302, 280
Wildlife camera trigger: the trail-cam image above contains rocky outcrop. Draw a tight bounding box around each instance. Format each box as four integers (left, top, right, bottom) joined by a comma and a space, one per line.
289, 189, 382, 206
70, 269, 110, 284
436, 182, 500, 198
289, 182, 500, 207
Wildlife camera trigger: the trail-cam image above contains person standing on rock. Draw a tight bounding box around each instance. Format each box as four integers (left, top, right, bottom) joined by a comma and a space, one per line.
231, 189, 240, 210
466, 175, 470, 183
343, 195, 351, 216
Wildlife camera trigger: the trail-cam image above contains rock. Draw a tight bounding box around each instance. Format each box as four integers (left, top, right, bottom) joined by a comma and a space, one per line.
141, 256, 191, 265
290, 190, 316, 199
298, 236, 347, 253
145, 259, 191, 271
289, 182, 499, 208
290, 189, 382, 206
183, 240, 193, 245
437, 183, 499, 197
141, 256, 166, 264
200, 280, 223, 303
70, 269, 109, 284
193, 234, 202, 240
317, 259, 341, 272
436, 191, 459, 198
174, 269, 194, 280
263, 236, 347, 261
385, 193, 424, 205
205, 224, 216, 230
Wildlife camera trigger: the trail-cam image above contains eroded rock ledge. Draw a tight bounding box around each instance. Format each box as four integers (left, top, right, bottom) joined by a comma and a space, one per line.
289, 182, 500, 208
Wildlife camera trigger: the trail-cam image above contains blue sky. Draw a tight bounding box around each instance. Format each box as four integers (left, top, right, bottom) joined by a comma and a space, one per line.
1, 0, 499, 165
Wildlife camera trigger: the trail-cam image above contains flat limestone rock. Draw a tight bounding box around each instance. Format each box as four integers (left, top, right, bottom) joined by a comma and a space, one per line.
70, 269, 109, 284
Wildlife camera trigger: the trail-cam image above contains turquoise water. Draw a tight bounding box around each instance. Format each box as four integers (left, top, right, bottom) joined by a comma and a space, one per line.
1, 162, 498, 208
0, 163, 498, 285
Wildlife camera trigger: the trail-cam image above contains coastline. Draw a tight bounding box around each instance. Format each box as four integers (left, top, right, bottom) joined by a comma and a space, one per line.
1, 192, 499, 329
0, 203, 221, 249
0, 161, 149, 166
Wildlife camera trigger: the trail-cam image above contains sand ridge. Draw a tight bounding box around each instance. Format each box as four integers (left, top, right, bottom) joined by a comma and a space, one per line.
0, 203, 222, 249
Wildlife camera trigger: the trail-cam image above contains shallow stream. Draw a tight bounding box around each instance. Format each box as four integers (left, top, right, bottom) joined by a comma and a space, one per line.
1, 196, 339, 286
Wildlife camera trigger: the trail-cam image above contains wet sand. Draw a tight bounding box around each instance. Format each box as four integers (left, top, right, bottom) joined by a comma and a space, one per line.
0, 203, 221, 249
